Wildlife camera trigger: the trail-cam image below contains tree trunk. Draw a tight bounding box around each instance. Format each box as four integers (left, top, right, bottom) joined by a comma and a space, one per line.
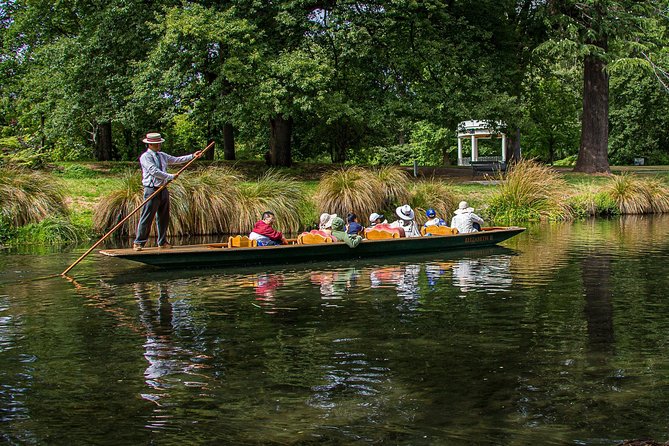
269, 115, 293, 167
507, 127, 521, 164
223, 122, 235, 161
95, 122, 113, 161
574, 47, 610, 173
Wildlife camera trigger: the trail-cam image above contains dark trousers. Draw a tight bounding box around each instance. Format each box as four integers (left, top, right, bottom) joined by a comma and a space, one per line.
134, 187, 170, 246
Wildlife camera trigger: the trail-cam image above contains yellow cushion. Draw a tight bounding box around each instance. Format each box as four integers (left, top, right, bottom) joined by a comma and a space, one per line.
297, 232, 333, 244
228, 235, 258, 248
421, 226, 458, 236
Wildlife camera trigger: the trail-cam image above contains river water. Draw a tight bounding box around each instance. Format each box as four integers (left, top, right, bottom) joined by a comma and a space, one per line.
2, 217, 669, 445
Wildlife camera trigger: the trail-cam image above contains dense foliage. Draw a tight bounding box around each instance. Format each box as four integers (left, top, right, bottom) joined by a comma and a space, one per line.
1, 1, 669, 168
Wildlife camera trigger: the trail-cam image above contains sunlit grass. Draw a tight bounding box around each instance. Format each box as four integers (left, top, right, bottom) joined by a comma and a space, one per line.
410, 179, 457, 226
314, 167, 386, 221
0, 167, 68, 227
604, 174, 669, 214
231, 170, 305, 235
488, 160, 572, 222
374, 166, 412, 208
92, 170, 144, 236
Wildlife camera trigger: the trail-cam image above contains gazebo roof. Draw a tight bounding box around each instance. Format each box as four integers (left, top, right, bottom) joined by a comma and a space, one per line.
457, 120, 505, 137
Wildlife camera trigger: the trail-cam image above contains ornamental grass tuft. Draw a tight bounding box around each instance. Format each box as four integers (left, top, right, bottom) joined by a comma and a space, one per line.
374, 166, 412, 208
409, 179, 457, 226
487, 159, 572, 223
604, 174, 669, 214
94, 167, 244, 236
231, 170, 304, 235
181, 167, 241, 234
0, 167, 68, 227
93, 170, 144, 236
314, 167, 386, 222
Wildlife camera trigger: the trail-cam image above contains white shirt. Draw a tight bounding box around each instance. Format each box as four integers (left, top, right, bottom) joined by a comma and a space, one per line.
390, 219, 421, 237
450, 211, 484, 234
139, 150, 194, 187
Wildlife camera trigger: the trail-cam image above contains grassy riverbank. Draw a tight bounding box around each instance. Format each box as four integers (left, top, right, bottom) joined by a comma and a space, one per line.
3, 161, 669, 246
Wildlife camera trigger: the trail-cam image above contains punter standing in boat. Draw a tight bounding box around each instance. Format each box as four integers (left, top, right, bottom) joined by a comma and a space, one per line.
133, 132, 201, 251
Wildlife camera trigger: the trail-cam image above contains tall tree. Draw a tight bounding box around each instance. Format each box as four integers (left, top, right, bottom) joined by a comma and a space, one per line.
545, 0, 662, 173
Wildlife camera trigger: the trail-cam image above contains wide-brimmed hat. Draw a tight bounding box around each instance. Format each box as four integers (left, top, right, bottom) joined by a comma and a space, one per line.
319, 213, 337, 229
369, 212, 384, 223
142, 132, 165, 144
454, 201, 474, 215
395, 204, 415, 221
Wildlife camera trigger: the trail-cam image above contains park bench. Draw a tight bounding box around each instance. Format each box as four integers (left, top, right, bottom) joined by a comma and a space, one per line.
471, 160, 507, 177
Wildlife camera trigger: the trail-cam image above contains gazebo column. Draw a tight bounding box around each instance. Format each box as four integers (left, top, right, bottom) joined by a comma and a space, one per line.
457, 138, 463, 166
471, 135, 478, 162
501, 134, 507, 162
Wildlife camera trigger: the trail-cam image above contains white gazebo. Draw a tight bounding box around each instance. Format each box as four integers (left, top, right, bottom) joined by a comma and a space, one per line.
456, 120, 509, 166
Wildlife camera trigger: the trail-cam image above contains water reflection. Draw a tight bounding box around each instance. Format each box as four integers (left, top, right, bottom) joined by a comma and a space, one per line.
7, 217, 669, 444
133, 283, 211, 414
452, 256, 513, 293
310, 269, 359, 300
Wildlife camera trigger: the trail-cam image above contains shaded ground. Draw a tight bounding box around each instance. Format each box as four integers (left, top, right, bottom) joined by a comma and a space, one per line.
60, 160, 669, 184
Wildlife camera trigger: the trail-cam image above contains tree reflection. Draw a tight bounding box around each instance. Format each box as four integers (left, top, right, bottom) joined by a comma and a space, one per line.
582, 254, 615, 357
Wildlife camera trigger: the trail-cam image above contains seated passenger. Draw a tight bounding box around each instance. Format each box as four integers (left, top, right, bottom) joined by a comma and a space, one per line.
319, 212, 337, 234
331, 216, 362, 248
346, 213, 363, 235
423, 208, 448, 227
450, 201, 484, 234
368, 212, 387, 227
389, 204, 421, 238
249, 211, 287, 246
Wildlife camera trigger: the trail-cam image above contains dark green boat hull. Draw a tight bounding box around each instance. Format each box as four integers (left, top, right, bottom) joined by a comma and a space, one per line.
100, 227, 525, 269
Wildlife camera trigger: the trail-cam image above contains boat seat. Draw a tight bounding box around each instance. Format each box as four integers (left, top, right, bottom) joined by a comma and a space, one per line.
364, 228, 400, 240
297, 232, 334, 244
421, 226, 458, 236
227, 235, 258, 248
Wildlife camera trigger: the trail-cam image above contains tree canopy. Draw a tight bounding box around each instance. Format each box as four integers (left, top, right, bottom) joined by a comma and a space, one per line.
1, 0, 669, 169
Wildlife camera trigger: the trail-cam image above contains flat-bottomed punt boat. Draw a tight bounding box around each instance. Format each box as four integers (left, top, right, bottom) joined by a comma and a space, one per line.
99, 226, 525, 269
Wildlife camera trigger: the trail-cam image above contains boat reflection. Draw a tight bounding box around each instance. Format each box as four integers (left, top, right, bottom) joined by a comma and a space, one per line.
452, 255, 513, 293
310, 269, 359, 299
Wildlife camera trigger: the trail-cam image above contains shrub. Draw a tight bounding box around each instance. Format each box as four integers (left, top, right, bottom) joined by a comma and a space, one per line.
568, 185, 619, 218
0, 167, 68, 227
314, 167, 386, 222
487, 159, 572, 222
14, 216, 85, 245
409, 180, 457, 226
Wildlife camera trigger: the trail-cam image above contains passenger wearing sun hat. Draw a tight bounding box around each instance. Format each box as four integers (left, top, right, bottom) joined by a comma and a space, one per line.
389, 204, 421, 237
450, 201, 484, 234
132, 132, 202, 251
318, 213, 337, 234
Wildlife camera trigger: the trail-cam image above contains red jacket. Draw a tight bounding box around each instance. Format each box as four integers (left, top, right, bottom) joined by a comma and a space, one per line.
252, 220, 283, 242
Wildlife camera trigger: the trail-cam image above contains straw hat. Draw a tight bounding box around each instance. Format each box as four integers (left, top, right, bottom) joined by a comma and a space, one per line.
454, 201, 475, 215
142, 132, 165, 144
395, 204, 415, 221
